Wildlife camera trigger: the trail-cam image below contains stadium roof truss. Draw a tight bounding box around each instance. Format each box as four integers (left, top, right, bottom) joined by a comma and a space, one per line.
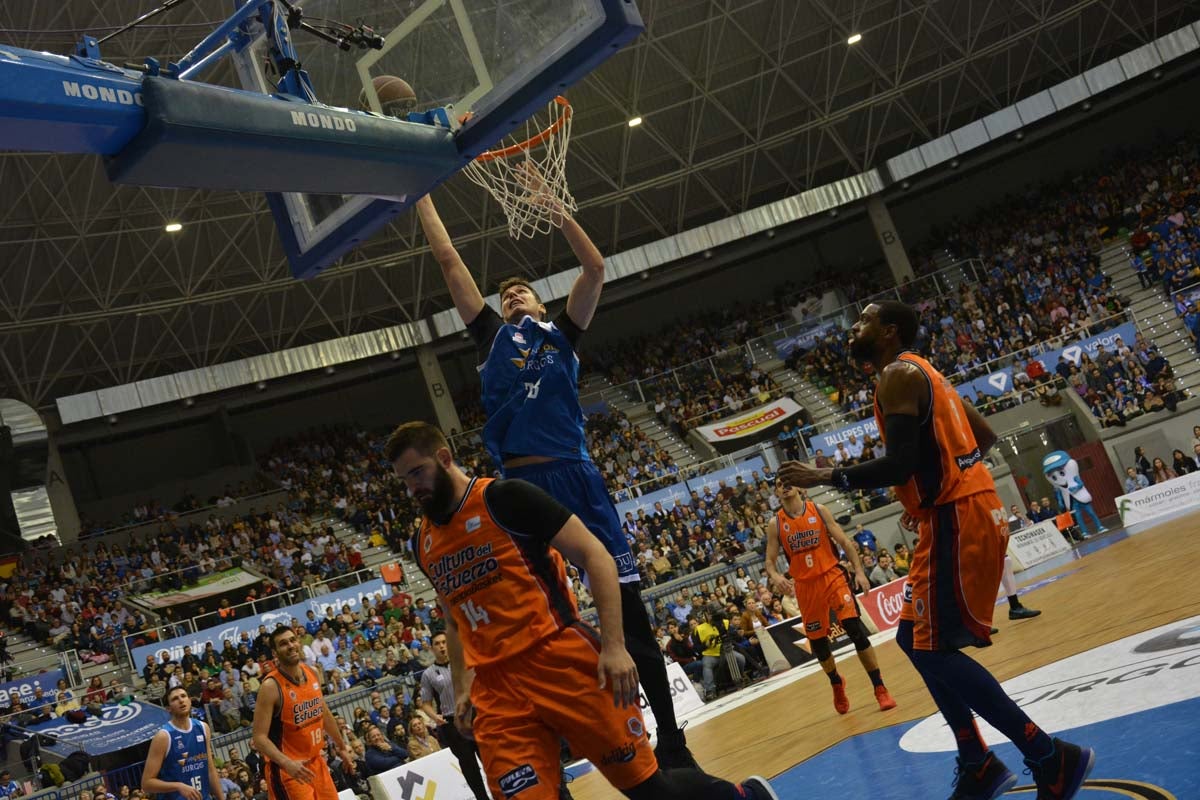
0, 0, 1197, 411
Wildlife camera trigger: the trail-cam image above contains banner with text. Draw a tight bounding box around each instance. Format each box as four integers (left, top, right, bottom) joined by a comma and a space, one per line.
807, 417, 880, 459
0, 669, 64, 708
34, 701, 171, 757
774, 321, 842, 359
1116, 470, 1200, 526
696, 398, 803, 445
860, 577, 907, 632
136, 568, 262, 609
1006, 520, 1071, 571
640, 662, 705, 734
955, 322, 1139, 399
132, 579, 393, 667
613, 457, 766, 521
369, 747, 486, 800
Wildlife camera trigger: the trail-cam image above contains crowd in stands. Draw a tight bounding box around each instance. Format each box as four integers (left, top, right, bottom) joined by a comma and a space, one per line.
76, 476, 277, 539
1122, 429, 1200, 491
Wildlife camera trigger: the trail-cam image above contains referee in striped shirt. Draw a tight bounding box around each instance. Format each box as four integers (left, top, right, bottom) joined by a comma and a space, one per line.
419, 632, 489, 800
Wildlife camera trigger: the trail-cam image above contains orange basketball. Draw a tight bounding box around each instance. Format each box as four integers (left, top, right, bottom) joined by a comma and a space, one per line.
359, 75, 417, 117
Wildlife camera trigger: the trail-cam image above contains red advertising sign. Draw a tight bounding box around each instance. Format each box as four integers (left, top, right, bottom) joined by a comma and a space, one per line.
862, 577, 907, 631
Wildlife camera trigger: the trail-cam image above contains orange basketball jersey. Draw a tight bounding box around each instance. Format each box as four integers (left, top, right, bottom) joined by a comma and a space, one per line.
266, 663, 326, 762
777, 501, 840, 582
415, 477, 579, 669
873, 352, 995, 512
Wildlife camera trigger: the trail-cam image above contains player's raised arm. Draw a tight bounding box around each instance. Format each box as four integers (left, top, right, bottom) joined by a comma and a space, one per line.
415, 196, 486, 325
816, 504, 870, 594
142, 730, 200, 800
549, 517, 640, 707
562, 217, 606, 330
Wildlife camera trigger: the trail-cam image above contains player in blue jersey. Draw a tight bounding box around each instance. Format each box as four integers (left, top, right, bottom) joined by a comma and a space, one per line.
416, 193, 699, 771
142, 687, 223, 800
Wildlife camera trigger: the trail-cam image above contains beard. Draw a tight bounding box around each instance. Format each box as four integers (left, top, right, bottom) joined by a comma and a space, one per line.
849, 334, 876, 363
416, 462, 457, 518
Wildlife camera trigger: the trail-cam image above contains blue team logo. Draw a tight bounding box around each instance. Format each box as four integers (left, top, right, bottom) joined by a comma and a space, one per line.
175, 739, 185, 752
498, 765, 539, 798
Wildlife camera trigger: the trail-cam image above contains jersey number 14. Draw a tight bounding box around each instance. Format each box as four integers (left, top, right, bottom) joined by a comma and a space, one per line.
459, 600, 491, 631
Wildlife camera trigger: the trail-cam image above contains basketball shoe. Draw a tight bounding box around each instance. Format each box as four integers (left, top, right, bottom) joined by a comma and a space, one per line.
948, 752, 1017, 800
1009, 606, 1042, 620
1023, 738, 1095, 800
737, 775, 780, 800
654, 724, 701, 771
874, 684, 897, 710
831, 675, 850, 714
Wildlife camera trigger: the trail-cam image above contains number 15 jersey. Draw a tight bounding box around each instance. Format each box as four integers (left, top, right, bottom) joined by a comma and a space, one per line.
414, 476, 581, 669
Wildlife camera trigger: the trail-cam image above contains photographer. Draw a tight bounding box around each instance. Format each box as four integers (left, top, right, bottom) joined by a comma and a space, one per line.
693, 607, 746, 701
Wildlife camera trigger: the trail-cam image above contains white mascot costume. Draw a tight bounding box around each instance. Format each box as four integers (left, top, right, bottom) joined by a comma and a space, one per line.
1041, 450, 1106, 538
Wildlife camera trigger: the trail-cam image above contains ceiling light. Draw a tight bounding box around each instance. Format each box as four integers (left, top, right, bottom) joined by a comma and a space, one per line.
847, 33, 863, 45
164, 222, 183, 233
627, 116, 643, 127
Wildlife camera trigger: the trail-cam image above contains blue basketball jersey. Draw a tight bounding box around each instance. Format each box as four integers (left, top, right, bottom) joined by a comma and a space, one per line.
476, 310, 589, 465
156, 719, 212, 800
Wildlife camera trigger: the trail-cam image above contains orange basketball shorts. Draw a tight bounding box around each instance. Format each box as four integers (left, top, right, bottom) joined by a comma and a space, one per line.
794, 567, 859, 641
265, 756, 338, 800
903, 490, 1009, 652
471, 623, 658, 800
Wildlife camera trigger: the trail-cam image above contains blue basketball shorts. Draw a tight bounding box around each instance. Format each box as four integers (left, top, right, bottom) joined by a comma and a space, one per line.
504, 459, 639, 582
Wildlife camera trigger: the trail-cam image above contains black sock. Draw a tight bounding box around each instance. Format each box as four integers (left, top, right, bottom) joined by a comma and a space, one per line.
827, 670, 842, 685
868, 669, 883, 688
1007, 595, 1022, 608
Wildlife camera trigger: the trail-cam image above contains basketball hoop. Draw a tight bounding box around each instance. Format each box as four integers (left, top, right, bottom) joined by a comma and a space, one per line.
461, 96, 577, 239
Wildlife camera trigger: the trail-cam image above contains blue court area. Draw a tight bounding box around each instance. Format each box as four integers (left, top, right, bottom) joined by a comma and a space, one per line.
770, 696, 1198, 798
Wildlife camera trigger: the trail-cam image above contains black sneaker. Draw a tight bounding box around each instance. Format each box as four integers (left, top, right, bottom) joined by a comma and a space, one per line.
558, 767, 574, 800
737, 775, 780, 800
1009, 606, 1042, 620
654, 726, 701, 771
948, 752, 1017, 800
1023, 738, 1095, 800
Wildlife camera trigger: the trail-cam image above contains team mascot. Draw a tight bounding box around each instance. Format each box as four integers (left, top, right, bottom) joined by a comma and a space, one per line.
1041, 450, 1106, 539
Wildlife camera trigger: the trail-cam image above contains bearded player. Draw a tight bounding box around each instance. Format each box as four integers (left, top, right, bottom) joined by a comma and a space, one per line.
779, 301, 1094, 800
385, 421, 777, 800
252, 627, 355, 800
763, 484, 896, 715
415, 192, 696, 769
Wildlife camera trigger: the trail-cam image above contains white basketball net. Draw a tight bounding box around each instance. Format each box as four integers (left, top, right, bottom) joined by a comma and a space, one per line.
462, 96, 577, 239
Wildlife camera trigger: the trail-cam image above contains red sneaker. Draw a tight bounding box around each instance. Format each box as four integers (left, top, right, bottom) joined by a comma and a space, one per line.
874, 684, 897, 711
832, 676, 850, 714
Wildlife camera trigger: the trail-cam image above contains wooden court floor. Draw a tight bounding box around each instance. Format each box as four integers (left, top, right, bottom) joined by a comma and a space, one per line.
570, 511, 1200, 799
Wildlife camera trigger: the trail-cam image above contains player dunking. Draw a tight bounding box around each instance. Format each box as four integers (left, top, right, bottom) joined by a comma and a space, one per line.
142, 687, 224, 800
780, 301, 1094, 800
384, 421, 777, 800
763, 485, 896, 715
415, 193, 697, 769
252, 628, 355, 800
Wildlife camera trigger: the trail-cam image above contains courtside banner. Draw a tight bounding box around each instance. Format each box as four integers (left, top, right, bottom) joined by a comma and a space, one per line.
861, 577, 907, 632
1115, 470, 1200, 526
696, 398, 803, 443
1006, 520, 1071, 571
640, 662, 704, 734
369, 747, 485, 800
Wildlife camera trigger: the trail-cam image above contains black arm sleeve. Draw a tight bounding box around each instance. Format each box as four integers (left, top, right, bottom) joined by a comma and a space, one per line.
465, 305, 504, 363
552, 310, 584, 349
831, 414, 921, 491
483, 479, 573, 544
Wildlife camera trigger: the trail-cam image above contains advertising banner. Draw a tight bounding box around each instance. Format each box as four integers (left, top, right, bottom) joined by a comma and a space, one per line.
0, 669, 64, 708
369, 747, 486, 800
1115, 470, 1200, 526
774, 322, 841, 359
807, 418, 880, 459
33, 701, 171, 756
136, 568, 261, 609
639, 662, 704, 735
696, 399, 803, 444
1006, 520, 1071, 571
132, 579, 393, 667
860, 578, 907, 632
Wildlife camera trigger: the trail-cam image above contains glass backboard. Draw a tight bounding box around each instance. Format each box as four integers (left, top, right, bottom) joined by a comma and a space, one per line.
229, 0, 642, 279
